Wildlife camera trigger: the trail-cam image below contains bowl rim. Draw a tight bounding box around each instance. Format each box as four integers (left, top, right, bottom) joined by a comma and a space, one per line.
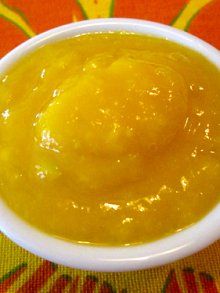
0, 18, 219, 272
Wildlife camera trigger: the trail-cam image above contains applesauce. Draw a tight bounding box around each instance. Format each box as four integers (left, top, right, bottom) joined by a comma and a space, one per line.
0, 33, 219, 246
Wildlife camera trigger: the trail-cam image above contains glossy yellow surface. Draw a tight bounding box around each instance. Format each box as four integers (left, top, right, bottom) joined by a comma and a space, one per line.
0, 33, 219, 246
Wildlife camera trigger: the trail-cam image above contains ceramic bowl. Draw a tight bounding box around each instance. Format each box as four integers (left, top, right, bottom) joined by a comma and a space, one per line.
0, 18, 219, 272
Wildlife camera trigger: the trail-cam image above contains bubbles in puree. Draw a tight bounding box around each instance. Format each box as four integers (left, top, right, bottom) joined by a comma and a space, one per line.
0, 33, 219, 245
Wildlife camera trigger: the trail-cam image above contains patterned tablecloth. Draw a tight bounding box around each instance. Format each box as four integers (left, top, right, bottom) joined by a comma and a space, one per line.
0, 0, 219, 292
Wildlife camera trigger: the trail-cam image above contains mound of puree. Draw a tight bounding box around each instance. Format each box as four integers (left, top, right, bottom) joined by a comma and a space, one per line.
0, 33, 219, 245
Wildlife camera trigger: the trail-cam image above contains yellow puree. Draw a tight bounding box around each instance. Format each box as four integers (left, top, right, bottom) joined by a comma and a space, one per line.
0, 33, 219, 246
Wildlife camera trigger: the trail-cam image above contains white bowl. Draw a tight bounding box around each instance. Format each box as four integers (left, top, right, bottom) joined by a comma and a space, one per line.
0, 18, 219, 272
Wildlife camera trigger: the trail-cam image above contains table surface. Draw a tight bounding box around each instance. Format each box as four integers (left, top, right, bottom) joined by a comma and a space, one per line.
0, 0, 219, 292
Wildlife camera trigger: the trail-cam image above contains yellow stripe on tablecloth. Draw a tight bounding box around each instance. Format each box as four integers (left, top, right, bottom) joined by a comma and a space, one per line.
0, 1, 35, 37
172, 0, 213, 31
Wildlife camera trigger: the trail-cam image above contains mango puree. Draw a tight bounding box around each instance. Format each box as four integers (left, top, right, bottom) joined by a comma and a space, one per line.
0, 33, 219, 245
